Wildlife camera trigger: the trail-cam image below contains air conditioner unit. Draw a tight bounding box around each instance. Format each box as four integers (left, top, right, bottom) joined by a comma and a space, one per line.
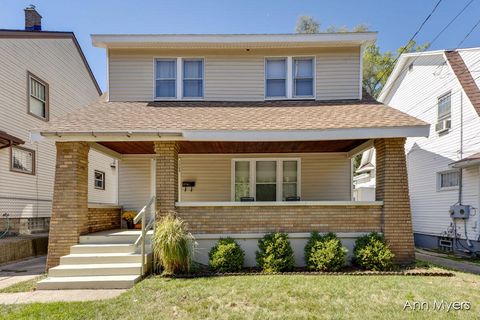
435, 119, 451, 133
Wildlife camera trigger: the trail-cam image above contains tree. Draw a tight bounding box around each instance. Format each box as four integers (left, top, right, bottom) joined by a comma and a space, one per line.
295, 16, 320, 34
363, 40, 430, 97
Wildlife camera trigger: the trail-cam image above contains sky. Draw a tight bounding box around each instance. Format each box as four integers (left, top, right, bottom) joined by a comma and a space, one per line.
1, 0, 479, 91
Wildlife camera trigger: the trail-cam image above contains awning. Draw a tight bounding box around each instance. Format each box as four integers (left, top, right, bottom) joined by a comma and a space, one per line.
450, 152, 480, 168
0, 131, 24, 149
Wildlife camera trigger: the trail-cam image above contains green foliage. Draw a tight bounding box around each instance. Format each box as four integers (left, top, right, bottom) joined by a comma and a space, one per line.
256, 233, 294, 273
305, 233, 347, 271
209, 238, 245, 272
152, 213, 195, 275
295, 16, 320, 34
363, 40, 430, 97
353, 232, 395, 271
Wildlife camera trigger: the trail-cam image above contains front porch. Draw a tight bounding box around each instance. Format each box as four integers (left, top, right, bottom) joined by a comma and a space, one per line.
45, 138, 415, 274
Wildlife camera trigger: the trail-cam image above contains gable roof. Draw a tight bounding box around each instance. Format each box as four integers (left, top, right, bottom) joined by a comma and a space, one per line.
0, 29, 101, 95
379, 48, 480, 117
445, 50, 480, 117
34, 96, 429, 142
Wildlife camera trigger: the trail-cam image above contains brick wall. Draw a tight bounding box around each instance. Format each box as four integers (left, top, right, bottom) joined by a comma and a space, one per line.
154, 141, 179, 219
375, 138, 415, 264
176, 205, 382, 234
82, 206, 122, 234
47, 142, 89, 270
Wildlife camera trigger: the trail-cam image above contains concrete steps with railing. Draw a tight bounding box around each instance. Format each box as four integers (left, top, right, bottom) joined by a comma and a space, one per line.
37, 230, 153, 290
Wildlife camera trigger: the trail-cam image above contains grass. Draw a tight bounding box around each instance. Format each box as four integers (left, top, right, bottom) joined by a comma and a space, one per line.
420, 248, 480, 265
1, 264, 479, 319
0, 275, 46, 293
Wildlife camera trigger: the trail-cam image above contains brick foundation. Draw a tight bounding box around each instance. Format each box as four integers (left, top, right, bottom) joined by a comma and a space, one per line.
82, 205, 122, 234
46, 142, 89, 270
375, 138, 415, 264
176, 205, 382, 234
154, 141, 179, 219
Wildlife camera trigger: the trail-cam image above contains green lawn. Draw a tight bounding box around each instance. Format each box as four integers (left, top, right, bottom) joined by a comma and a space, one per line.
1, 266, 479, 319
0, 275, 46, 293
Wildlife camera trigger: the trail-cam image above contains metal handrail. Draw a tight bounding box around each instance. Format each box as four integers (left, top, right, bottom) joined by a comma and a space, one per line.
133, 196, 155, 275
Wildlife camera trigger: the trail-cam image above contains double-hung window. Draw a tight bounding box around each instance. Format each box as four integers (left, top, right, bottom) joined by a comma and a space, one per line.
94, 170, 106, 190
233, 159, 300, 201
437, 92, 451, 121
28, 72, 48, 120
10, 146, 35, 175
155, 58, 204, 99
265, 57, 314, 99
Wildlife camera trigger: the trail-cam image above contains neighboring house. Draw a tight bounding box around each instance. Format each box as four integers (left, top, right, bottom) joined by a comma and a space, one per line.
33, 32, 429, 289
353, 148, 376, 201
378, 47, 480, 254
0, 7, 118, 235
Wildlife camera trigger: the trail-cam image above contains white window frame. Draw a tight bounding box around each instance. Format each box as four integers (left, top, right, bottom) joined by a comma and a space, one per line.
437, 91, 452, 121
231, 158, 301, 201
153, 57, 204, 100
436, 169, 460, 191
94, 170, 106, 190
264, 56, 316, 100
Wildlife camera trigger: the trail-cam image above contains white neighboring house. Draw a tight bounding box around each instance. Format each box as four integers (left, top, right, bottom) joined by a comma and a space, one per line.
378, 47, 480, 254
0, 7, 118, 235
353, 148, 376, 201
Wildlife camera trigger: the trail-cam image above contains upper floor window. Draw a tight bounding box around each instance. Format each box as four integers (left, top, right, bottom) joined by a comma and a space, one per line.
28, 72, 49, 121
155, 58, 204, 100
10, 146, 35, 175
437, 92, 451, 121
265, 57, 315, 100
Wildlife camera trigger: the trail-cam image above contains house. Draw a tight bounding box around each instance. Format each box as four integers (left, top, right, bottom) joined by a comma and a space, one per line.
0, 6, 118, 236
378, 47, 480, 254
353, 148, 376, 201
34, 31, 429, 289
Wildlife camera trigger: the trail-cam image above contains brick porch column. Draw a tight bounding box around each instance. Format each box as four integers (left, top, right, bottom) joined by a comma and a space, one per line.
46, 142, 89, 270
374, 138, 415, 264
154, 141, 179, 220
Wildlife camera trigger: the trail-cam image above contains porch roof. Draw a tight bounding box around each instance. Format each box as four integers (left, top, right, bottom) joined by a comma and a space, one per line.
34, 96, 429, 142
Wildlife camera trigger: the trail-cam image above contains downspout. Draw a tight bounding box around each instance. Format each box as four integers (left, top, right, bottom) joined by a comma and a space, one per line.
459, 91, 463, 205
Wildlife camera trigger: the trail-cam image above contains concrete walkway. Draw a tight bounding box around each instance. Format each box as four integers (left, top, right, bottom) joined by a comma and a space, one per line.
416, 249, 480, 275
0, 256, 126, 304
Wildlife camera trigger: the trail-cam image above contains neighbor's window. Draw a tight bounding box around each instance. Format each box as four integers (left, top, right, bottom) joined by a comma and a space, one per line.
438, 170, 459, 190
94, 170, 105, 190
233, 159, 300, 201
28, 73, 48, 120
265, 58, 287, 98
293, 58, 314, 97
437, 92, 451, 121
10, 146, 35, 175
183, 59, 204, 98
155, 59, 177, 98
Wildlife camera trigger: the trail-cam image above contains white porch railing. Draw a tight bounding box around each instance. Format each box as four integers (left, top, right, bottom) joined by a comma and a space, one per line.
133, 196, 155, 275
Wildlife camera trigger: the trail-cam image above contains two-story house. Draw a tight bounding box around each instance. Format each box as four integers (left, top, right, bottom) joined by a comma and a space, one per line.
379, 48, 480, 255
34, 32, 430, 290
0, 7, 118, 236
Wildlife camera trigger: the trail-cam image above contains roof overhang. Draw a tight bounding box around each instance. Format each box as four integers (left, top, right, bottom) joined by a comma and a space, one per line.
33, 125, 429, 143
91, 32, 377, 49
0, 130, 24, 149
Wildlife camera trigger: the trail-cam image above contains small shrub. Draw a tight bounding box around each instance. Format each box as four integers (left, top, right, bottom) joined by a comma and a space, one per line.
256, 232, 294, 273
209, 238, 245, 272
306, 232, 347, 271
304, 231, 322, 264
353, 232, 394, 271
152, 213, 195, 275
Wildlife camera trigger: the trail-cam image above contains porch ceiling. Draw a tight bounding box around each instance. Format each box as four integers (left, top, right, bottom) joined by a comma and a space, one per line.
98, 140, 368, 154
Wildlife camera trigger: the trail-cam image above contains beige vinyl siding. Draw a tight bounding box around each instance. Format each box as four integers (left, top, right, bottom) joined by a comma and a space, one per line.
0, 38, 111, 218
108, 47, 360, 102
118, 157, 153, 211
179, 153, 351, 202
88, 151, 118, 204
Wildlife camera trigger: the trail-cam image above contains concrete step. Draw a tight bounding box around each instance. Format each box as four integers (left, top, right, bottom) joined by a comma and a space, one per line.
60, 253, 145, 265
79, 230, 152, 245
48, 263, 142, 277
37, 275, 141, 290
70, 244, 137, 254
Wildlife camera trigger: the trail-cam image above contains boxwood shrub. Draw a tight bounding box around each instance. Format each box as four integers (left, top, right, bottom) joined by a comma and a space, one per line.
305, 232, 347, 271
256, 232, 294, 273
208, 238, 245, 272
353, 232, 394, 271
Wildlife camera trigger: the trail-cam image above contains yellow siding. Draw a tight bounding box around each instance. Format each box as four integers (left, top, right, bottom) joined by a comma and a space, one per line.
108, 47, 360, 102
179, 153, 351, 202
118, 157, 153, 211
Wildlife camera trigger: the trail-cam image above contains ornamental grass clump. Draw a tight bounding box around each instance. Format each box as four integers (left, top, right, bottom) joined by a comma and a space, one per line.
305, 232, 347, 272
209, 238, 245, 272
353, 232, 395, 271
256, 232, 294, 273
152, 213, 195, 275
